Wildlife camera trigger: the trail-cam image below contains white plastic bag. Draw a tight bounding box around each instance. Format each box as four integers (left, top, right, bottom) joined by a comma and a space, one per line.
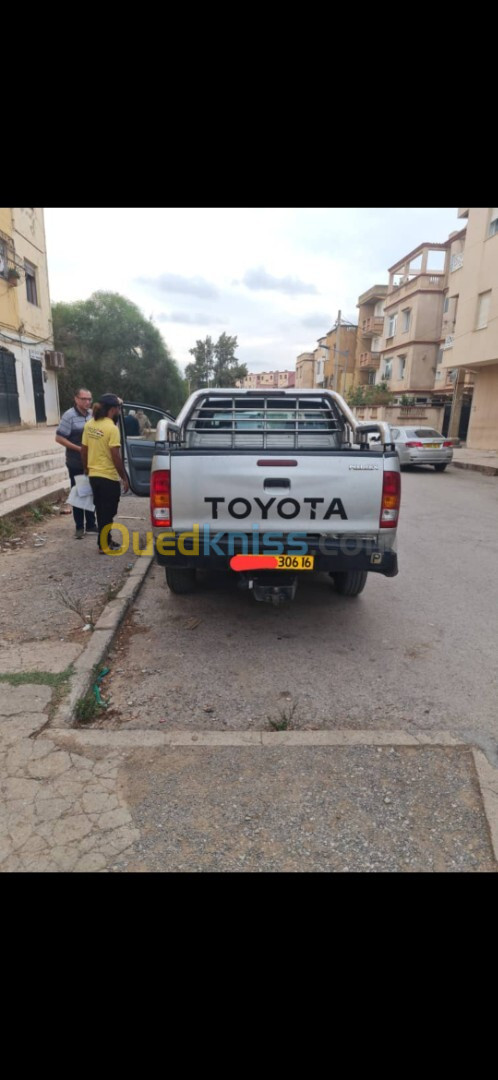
75, 474, 93, 498
67, 475, 95, 512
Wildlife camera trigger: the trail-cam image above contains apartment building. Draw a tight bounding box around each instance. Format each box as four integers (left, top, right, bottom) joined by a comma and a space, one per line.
355, 285, 388, 387
295, 353, 315, 388
441, 208, 498, 448
323, 319, 358, 395
0, 208, 60, 428
313, 337, 328, 387
376, 242, 450, 399
236, 369, 295, 389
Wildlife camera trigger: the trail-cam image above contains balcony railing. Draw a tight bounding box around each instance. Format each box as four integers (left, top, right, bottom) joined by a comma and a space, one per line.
362, 316, 384, 337
359, 351, 381, 367
385, 272, 445, 306
442, 335, 454, 350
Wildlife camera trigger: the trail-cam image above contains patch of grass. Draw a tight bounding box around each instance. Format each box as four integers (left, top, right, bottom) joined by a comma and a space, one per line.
74, 663, 110, 726
268, 700, 298, 731
74, 690, 99, 725
0, 666, 73, 687
0, 498, 63, 542
31, 501, 52, 522
0, 517, 16, 541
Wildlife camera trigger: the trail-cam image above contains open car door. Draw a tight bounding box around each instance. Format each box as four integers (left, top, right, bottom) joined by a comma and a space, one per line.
119, 402, 174, 497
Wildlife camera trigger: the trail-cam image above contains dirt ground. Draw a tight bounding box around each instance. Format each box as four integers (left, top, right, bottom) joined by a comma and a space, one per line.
0, 493, 150, 647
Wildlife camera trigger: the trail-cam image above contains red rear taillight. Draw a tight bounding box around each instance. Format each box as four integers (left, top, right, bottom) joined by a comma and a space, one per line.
151, 469, 171, 527
405, 441, 423, 448
380, 469, 401, 529
443, 440, 453, 447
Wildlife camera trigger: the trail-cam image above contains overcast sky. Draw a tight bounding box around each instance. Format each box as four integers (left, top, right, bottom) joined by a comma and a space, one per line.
44, 208, 462, 375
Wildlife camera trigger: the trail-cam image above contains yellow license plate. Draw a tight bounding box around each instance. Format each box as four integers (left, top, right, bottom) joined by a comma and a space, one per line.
276, 555, 314, 570
424, 443, 442, 449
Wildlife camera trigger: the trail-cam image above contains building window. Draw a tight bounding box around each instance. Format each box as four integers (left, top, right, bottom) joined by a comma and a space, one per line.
450, 252, 464, 271
488, 209, 498, 237
398, 356, 406, 379
25, 261, 38, 305
384, 361, 392, 380
476, 290, 491, 330
387, 313, 397, 338
401, 308, 411, 332
436, 348, 443, 367
367, 371, 375, 385
443, 297, 449, 314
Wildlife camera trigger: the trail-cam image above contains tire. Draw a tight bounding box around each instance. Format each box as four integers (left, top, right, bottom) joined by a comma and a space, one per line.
434, 464, 447, 472
165, 567, 197, 594
331, 570, 368, 597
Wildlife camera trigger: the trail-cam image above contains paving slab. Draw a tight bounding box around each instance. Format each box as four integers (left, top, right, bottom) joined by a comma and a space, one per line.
110, 744, 497, 872
0, 642, 83, 675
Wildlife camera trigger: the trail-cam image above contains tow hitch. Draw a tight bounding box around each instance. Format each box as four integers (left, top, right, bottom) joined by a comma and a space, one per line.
238, 573, 299, 606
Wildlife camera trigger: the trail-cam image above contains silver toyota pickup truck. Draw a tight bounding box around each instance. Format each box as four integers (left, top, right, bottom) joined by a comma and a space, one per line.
122, 389, 401, 605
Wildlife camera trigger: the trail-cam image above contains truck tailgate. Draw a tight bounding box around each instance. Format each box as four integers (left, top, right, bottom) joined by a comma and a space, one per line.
169, 451, 386, 534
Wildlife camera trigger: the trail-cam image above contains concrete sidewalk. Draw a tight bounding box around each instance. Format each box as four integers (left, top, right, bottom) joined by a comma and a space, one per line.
452, 447, 498, 476
0, 426, 61, 462
1, 713, 497, 872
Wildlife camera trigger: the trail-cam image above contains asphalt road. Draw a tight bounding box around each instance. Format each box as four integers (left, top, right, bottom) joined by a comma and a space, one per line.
103, 466, 498, 761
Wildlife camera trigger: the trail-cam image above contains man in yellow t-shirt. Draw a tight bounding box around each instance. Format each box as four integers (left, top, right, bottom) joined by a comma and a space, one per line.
81, 393, 129, 553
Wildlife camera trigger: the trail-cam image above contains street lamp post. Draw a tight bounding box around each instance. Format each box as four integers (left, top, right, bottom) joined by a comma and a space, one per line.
332, 309, 350, 393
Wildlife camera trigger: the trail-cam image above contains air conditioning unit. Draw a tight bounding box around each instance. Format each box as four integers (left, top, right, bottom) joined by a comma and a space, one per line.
44, 350, 65, 369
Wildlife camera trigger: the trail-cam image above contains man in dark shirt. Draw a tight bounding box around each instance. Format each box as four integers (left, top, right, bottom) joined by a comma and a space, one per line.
56, 388, 97, 538
124, 410, 140, 436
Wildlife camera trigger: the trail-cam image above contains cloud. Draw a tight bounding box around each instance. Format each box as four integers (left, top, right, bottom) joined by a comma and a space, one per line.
301, 312, 333, 329
157, 311, 223, 325
242, 266, 318, 295
136, 272, 219, 298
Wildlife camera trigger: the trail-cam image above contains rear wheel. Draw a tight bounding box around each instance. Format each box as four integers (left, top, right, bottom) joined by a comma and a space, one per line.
165, 567, 197, 594
331, 570, 368, 596
434, 463, 447, 472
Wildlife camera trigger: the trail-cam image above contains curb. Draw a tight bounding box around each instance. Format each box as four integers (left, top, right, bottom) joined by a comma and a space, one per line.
53, 555, 154, 727
0, 483, 70, 520
452, 462, 498, 477
473, 750, 498, 864
47, 728, 465, 749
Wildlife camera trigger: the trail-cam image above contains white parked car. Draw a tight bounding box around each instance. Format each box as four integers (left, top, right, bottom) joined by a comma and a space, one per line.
390, 426, 453, 471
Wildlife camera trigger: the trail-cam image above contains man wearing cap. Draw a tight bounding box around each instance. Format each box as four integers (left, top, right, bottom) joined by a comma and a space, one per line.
81, 394, 129, 553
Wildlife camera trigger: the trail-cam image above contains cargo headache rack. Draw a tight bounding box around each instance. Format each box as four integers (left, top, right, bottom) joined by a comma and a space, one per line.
155, 389, 394, 451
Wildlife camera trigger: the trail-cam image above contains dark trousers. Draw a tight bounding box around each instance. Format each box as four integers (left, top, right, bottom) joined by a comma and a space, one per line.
89, 476, 121, 548
68, 467, 96, 531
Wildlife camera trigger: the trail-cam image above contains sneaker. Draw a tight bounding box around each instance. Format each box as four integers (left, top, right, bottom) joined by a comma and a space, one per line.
85, 525, 99, 534
74, 528, 85, 539
98, 538, 121, 552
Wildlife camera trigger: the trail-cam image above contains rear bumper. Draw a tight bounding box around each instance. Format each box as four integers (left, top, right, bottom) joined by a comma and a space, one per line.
154, 533, 398, 577
403, 451, 453, 465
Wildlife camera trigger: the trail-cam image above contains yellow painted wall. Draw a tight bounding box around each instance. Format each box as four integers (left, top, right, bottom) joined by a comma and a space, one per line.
12, 208, 52, 341
0, 207, 19, 332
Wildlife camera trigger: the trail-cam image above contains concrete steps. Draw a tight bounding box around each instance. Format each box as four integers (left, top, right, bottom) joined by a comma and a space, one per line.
0, 448, 70, 517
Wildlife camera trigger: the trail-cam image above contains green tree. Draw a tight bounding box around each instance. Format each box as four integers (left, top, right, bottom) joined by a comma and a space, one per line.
185, 333, 248, 391
213, 332, 247, 387
52, 291, 185, 415
347, 381, 392, 407
185, 336, 215, 391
